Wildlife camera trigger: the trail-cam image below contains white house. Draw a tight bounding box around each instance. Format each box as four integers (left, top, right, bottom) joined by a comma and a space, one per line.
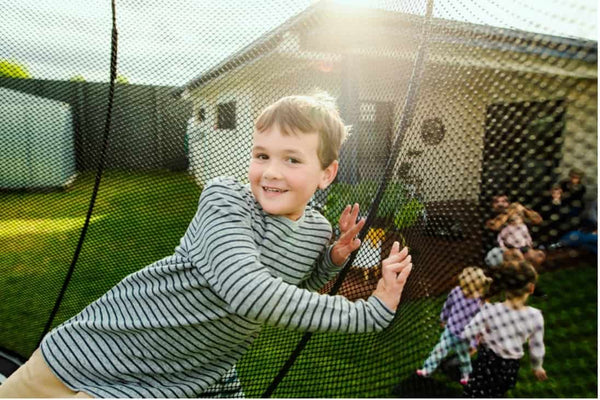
180, 1, 597, 210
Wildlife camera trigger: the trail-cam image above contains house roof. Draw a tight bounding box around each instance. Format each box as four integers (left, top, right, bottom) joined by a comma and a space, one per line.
176, 0, 597, 96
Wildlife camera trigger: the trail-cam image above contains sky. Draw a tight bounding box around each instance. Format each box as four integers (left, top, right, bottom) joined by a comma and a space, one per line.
0, 0, 596, 86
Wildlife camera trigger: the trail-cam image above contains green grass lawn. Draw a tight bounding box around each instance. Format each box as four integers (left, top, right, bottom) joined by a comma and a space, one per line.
238, 264, 597, 397
0, 170, 201, 357
1, 171, 597, 397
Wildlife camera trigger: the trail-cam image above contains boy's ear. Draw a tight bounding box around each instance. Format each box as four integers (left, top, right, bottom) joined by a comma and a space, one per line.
318, 160, 338, 190
527, 282, 535, 294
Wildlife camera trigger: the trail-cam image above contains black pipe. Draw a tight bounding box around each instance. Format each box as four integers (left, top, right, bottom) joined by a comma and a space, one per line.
262, 0, 434, 396
36, 0, 119, 348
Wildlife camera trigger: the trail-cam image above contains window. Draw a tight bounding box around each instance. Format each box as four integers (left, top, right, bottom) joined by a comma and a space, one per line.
217, 101, 236, 130
195, 107, 206, 124
421, 117, 446, 146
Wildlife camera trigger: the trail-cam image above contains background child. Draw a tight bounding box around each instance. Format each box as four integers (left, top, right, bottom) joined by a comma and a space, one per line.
497, 206, 546, 269
497, 211, 533, 252
416, 267, 491, 385
0, 95, 413, 398
462, 260, 547, 397
560, 168, 586, 218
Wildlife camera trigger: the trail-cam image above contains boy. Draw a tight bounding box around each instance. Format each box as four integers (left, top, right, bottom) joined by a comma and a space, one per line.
462, 260, 547, 397
0, 95, 413, 398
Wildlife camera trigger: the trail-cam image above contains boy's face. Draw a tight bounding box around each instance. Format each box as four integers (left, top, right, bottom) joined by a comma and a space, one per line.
249, 124, 337, 220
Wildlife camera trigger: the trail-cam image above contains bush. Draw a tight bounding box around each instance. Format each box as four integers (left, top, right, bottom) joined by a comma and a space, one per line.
69, 74, 86, 82
0, 59, 31, 79
322, 180, 424, 230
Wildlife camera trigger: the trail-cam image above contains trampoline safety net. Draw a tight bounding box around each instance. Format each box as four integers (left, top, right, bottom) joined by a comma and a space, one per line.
0, 0, 597, 397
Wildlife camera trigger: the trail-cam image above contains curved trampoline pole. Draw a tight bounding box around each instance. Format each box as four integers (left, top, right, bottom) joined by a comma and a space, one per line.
261, 0, 434, 397
35, 0, 119, 349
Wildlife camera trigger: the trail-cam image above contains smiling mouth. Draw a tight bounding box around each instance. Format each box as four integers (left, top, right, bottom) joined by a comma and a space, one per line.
263, 186, 287, 193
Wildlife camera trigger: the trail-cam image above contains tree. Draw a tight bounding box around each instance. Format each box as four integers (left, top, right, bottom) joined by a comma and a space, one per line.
69, 74, 86, 82
0, 59, 32, 79
116, 74, 129, 84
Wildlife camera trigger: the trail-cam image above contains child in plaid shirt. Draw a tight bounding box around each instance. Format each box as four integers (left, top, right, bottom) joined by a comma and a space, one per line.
462, 260, 547, 397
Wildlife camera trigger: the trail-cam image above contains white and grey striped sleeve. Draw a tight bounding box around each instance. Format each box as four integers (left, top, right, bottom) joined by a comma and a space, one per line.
188, 183, 395, 334
300, 245, 344, 292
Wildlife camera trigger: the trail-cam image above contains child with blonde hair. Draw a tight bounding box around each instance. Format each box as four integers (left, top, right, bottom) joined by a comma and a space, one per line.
416, 267, 491, 385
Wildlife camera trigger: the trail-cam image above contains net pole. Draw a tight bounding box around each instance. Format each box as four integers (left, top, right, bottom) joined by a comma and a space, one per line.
36, 0, 119, 348
261, 0, 434, 396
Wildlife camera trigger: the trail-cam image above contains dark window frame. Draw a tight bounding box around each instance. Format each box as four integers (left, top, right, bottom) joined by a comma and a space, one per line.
196, 107, 206, 123
217, 101, 236, 130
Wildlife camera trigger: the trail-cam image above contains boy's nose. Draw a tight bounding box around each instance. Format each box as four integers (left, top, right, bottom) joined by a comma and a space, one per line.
263, 164, 282, 180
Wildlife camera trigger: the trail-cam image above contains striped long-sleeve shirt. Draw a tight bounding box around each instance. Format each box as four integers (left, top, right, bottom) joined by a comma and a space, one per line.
40, 177, 395, 398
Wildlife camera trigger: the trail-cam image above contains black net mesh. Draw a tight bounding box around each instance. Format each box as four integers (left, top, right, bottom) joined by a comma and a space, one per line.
0, 0, 597, 397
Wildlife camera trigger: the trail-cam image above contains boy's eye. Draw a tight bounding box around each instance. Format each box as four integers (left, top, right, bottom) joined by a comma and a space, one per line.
255, 154, 268, 160
287, 157, 300, 164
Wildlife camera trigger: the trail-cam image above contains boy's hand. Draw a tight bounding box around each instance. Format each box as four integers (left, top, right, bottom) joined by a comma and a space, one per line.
533, 368, 547, 381
372, 242, 412, 311
330, 204, 366, 266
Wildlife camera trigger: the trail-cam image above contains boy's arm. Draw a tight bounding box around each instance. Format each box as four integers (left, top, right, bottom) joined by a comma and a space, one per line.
300, 245, 342, 291
191, 185, 411, 334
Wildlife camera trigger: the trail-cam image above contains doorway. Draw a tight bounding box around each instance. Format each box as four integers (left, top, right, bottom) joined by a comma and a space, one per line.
480, 99, 566, 209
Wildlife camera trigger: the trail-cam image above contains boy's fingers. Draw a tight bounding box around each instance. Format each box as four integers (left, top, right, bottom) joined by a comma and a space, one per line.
339, 205, 351, 228
338, 218, 365, 245
389, 243, 408, 258
350, 203, 360, 221
396, 263, 412, 283
385, 256, 411, 274
383, 251, 410, 267
348, 218, 365, 236
382, 255, 410, 279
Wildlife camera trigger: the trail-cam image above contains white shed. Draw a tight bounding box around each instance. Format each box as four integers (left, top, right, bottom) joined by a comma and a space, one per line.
0, 88, 76, 189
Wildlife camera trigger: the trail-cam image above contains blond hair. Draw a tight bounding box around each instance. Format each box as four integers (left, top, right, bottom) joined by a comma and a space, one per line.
458, 267, 492, 296
254, 93, 347, 169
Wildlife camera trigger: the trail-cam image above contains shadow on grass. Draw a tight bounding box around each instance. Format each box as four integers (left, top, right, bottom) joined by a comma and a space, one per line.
391, 373, 462, 398
1, 170, 202, 357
